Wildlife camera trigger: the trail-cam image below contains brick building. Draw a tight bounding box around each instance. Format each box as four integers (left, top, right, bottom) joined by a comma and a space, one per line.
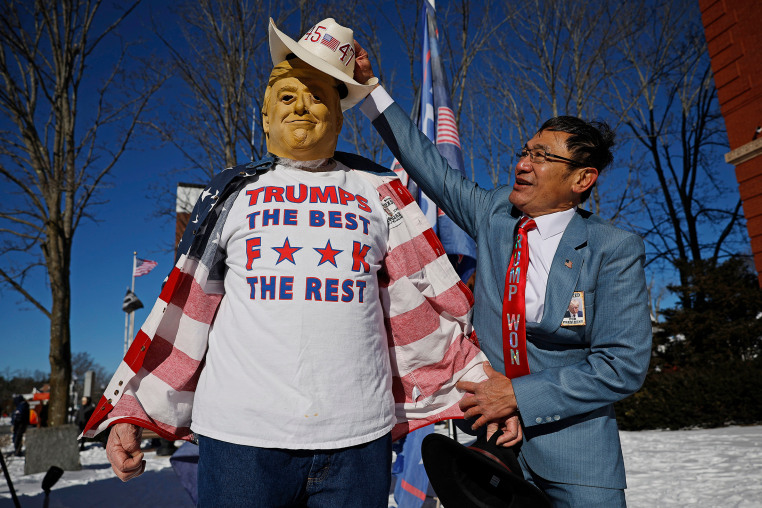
700, 0, 762, 283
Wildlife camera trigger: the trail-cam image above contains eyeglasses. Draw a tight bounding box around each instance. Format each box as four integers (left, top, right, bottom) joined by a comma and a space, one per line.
515, 147, 585, 167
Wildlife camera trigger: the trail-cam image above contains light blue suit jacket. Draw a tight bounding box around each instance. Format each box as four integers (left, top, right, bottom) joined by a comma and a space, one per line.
371, 100, 652, 489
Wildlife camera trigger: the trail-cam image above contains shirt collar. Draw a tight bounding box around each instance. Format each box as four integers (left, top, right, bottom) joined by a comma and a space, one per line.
528, 207, 577, 240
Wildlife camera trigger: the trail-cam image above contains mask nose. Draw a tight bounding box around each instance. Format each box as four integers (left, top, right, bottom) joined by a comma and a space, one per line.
294, 91, 306, 114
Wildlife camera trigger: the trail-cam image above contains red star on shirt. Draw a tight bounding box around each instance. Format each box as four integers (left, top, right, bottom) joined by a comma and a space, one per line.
314, 240, 342, 267
272, 237, 302, 265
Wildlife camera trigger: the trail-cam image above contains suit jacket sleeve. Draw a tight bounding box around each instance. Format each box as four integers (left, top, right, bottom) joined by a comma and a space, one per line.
512, 233, 652, 425
363, 89, 491, 239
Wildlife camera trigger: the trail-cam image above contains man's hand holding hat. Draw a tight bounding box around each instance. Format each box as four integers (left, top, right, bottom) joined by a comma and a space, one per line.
352, 41, 379, 93
459, 362, 522, 446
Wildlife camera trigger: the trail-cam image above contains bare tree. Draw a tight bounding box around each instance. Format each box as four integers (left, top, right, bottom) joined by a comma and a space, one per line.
148, 0, 376, 184
71, 351, 109, 404
148, 0, 288, 182
610, 0, 745, 307
478, 0, 642, 200
0, 0, 163, 425
335, 1, 412, 164
340, 0, 515, 175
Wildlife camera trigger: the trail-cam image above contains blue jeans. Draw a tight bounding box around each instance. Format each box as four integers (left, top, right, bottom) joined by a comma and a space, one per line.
197, 433, 392, 508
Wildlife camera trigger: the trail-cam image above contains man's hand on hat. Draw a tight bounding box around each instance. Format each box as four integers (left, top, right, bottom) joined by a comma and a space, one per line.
457, 362, 518, 434
487, 415, 523, 447
353, 41, 378, 89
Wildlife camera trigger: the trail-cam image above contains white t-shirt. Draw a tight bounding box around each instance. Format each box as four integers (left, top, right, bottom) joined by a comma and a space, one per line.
191, 158, 395, 449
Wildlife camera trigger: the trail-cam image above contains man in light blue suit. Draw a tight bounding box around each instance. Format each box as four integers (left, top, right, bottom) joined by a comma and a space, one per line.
354, 52, 651, 507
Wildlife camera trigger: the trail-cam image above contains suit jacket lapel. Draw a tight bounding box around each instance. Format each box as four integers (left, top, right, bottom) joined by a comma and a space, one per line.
538, 211, 589, 332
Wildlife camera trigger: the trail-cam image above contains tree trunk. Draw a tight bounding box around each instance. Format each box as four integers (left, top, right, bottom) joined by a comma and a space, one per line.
46, 228, 72, 426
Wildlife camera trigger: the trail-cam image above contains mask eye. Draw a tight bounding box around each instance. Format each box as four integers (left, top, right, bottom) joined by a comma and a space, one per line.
280, 94, 294, 103
312, 94, 321, 102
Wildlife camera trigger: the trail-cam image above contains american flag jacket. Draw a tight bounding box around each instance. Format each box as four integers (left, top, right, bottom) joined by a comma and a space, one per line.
82, 152, 487, 443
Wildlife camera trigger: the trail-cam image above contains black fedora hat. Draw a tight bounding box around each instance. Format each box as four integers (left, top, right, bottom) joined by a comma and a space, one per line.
421, 430, 551, 508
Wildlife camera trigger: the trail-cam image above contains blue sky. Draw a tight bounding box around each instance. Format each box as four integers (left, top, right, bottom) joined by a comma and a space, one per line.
1, 146, 178, 376
0, 1, 748, 378
0, 3, 425, 377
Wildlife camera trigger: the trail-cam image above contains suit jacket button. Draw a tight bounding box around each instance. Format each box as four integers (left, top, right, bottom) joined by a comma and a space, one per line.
536, 417, 543, 424
546, 416, 552, 422
554, 415, 560, 421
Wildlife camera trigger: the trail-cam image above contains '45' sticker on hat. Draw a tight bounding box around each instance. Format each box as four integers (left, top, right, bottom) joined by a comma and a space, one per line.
302, 24, 355, 66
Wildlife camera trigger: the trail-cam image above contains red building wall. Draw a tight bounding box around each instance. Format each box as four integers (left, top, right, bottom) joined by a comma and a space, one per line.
700, 0, 762, 283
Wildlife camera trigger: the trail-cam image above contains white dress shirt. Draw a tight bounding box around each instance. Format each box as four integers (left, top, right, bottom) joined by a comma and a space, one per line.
524, 207, 576, 323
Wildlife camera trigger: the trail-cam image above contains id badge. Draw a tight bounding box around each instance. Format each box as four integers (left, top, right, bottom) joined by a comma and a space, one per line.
561, 291, 586, 327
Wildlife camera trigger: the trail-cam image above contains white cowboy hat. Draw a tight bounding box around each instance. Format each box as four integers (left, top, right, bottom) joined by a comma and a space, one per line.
268, 17, 379, 111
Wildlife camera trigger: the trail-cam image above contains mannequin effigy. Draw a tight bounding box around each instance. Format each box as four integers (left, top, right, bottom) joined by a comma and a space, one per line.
83, 18, 495, 507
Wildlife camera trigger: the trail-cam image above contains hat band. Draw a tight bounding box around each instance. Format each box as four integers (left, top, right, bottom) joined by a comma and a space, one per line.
466, 446, 515, 473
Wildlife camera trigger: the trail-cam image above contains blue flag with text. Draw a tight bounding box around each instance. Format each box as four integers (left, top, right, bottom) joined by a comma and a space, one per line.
390, 1, 476, 284
391, 2, 476, 507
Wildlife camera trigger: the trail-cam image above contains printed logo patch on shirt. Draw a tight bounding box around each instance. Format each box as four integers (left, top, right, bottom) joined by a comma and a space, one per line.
381, 196, 403, 228
561, 291, 586, 327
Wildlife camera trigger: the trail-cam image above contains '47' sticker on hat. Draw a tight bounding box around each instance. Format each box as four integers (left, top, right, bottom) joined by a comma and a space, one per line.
561, 291, 585, 327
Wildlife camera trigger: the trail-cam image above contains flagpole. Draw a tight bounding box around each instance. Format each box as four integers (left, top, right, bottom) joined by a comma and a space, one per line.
128, 252, 137, 351
123, 305, 129, 356
124, 252, 137, 355
131, 251, 137, 292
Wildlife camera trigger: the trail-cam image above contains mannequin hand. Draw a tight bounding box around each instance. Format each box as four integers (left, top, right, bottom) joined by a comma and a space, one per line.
106, 423, 145, 481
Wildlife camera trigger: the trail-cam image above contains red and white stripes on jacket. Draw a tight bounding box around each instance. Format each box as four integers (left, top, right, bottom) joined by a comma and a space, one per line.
82, 168, 487, 443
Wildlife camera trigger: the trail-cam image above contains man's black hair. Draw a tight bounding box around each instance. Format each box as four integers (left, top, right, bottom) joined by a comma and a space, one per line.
539, 116, 615, 202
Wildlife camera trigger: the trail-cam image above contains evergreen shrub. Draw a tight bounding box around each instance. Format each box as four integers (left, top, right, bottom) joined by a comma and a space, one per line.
616, 359, 762, 430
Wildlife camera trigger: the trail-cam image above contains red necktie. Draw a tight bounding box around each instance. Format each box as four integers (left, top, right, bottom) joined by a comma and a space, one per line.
502, 216, 536, 378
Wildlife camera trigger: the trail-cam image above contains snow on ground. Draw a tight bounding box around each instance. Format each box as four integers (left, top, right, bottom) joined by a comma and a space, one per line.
2, 426, 762, 507
0, 442, 193, 508
620, 425, 762, 507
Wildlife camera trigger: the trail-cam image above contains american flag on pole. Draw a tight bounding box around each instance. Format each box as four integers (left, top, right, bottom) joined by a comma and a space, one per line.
435, 107, 461, 148
320, 33, 340, 51
424, 0, 475, 283
391, 0, 476, 285
392, 3, 478, 507
134, 258, 158, 277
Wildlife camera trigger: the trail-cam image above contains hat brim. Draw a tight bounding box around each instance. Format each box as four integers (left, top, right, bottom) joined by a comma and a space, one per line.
421, 433, 552, 508
268, 18, 378, 111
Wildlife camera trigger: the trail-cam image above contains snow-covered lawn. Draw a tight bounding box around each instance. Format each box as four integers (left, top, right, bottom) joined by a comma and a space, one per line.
620, 425, 762, 507
2, 425, 761, 507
